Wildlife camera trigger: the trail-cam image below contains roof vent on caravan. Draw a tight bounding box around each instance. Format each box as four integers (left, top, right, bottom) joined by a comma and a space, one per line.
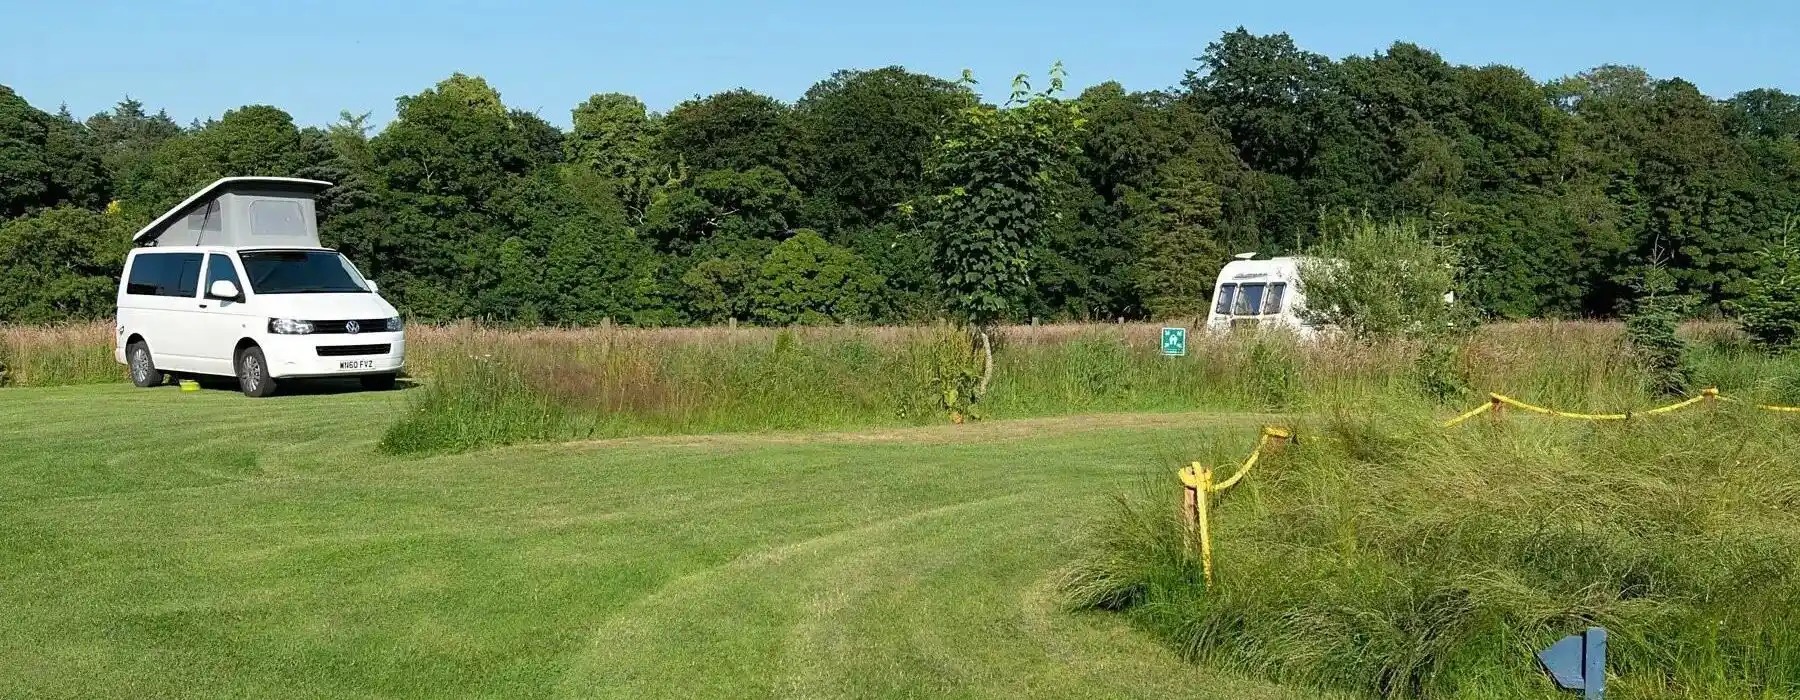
132, 177, 333, 248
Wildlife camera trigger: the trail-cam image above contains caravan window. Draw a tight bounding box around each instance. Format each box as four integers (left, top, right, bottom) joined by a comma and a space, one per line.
1233, 283, 1266, 315
1213, 284, 1237, 315
1262, 282, 1287, 315
126, 253, 204, 297
249, 200, 307, 238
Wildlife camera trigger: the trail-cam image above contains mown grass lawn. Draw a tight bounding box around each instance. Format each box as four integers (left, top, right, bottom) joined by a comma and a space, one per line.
0, 384, 1325, 699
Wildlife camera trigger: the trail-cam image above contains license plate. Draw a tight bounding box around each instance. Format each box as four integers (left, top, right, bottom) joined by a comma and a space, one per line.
339, 360, 375, 370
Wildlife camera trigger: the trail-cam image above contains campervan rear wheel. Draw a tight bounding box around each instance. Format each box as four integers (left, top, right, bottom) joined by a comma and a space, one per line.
127, 341, 164, 388
236, 346, 277, 398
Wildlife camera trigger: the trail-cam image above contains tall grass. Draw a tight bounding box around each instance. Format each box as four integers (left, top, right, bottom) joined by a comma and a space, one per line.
1063, 405, 1800, 699
375, 319, 1778, 455
0, 322, 116, 386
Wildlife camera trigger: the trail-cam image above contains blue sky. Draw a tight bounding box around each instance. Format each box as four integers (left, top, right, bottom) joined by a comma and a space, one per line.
3, 0, 1796, 128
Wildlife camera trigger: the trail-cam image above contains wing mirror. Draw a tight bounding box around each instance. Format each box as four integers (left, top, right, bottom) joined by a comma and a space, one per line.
366, 280, 379, 294
208, 280, 241, 300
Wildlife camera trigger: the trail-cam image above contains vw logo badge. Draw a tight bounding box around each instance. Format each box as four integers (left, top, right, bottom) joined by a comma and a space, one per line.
345, 320, 360, 335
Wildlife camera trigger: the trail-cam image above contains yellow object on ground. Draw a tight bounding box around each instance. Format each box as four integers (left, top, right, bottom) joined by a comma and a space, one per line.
179, 380, 199, 392
1180, 425, 1293, 585
1437, 387, 1800, 428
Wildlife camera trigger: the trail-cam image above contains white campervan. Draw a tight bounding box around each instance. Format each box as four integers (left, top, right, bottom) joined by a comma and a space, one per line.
114, 177, 404, 397
1204, 254, 1315, 336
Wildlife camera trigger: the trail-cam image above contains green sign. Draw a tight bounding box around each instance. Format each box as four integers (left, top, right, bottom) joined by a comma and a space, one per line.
1160, 327, 1187, 357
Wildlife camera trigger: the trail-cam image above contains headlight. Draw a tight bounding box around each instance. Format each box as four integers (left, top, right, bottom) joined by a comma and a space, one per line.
268, 318, 315, 335
384, 316, 403, 332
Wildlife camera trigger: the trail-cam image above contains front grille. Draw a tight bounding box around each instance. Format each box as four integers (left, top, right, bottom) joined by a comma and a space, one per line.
312, 319, 390, 334
316, 344, 392, 357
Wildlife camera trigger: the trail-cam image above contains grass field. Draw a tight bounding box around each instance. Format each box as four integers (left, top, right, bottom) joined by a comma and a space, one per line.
9, 322, 1800, 698
0, 382, 1334, 699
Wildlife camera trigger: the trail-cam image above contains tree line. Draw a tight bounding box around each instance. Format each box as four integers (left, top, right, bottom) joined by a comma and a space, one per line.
3, 28, 1798, 327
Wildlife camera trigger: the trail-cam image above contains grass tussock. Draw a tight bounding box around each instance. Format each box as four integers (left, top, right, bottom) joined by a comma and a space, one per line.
1063, 406, 1800, 699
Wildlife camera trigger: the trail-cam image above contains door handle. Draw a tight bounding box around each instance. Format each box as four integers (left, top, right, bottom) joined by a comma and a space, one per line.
198, 303, 209, 309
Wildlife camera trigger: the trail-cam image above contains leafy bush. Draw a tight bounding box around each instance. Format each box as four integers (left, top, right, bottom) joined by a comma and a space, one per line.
1729, 220, 1800, 352
1297, 217, 1461, 341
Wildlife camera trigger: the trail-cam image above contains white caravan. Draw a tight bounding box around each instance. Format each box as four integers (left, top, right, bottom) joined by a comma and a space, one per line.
114, 177, 404, 397
1204, 254, 1315, 336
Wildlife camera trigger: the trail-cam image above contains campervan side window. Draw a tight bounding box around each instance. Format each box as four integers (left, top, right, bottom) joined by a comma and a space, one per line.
125, 253, 204, 297
249, 200, 307, 238
184, 201, 222, 232
1232, 283, 1266, 315
1262, 282, 1287, 315
1213, 284, 1236, 315
205, 254, 242, 296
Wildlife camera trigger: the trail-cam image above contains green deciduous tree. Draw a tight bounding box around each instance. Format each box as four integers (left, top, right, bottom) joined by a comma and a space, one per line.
369, 74, 539, 320
923, 66, 1084, 327
0, 86, 108, 218
796, 67, 975, 229
568, 93, 664, 222
1126, 158, 1228, 318
659, 89, 803, 182
0, 206, 132, 323
749, 229, 885, 325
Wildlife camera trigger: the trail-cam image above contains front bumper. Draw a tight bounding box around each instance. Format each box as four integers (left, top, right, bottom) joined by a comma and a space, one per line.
260, 332, 406, 378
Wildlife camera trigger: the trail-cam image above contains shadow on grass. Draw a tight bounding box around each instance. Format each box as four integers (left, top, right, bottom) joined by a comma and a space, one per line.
175, 375, 420, 397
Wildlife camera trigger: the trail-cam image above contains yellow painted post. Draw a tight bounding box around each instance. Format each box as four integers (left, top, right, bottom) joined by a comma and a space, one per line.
1197, 465, 1214, 586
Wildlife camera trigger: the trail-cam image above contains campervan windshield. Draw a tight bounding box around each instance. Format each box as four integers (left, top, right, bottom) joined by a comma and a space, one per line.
240, 250, 370, 294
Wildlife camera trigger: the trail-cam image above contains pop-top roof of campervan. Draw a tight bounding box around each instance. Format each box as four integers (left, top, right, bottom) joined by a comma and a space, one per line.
132, 177, 333, 248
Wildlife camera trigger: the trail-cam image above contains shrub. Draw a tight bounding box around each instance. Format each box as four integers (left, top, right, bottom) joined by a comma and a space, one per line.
1729, 219, 1800, 353
0, 207, 132, 324
1410, 338, 1468, 404
1623, 267, 1695, 397
1297, 217, 1461, 341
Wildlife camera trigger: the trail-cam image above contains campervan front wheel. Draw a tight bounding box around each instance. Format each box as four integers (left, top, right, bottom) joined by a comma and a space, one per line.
236, 346, 277, 398
127, 341, 164, 388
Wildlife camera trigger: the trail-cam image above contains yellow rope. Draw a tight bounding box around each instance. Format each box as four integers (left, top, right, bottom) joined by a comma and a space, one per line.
1441, 400, 1495, 428
1444, 387, 1748, 426
1719, 393, 1800, 413
1489, 393, 1629, 420
1213, 426, 1290, 493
